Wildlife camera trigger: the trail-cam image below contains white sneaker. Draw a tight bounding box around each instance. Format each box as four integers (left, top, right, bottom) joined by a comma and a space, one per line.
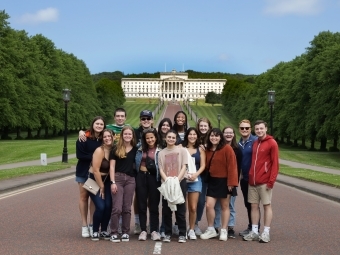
259, 231, 271, 243
82, 226, 90, 238
219, 229, 228, 241
188, 229, 197, 240
194, 224, 202, 236
200, 228, 218, 240
172, 224, 179, 235
134, 223, 141, 235
160, 232, 166, 239
88, 225, 93, 237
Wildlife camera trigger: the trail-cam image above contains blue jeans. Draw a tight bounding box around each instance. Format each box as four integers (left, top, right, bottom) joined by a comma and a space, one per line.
88, 173, 112, 233
196, 174, 207, 224
214, 193, 237, 228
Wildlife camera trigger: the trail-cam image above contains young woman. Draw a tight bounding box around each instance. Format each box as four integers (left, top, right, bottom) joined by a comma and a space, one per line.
109, 126, 138, 242
76, 116, 105, 238
88, 129, 115, 241
200, 128, 238, 241
214, 126, 243, 239
196, 117, 212, 147
195, 117, 212, 235
158, 130, 188, 243
182, 128, 206, 240
173, 111, 188, 142
158, 118, 173, 149
135, 128, 162, 241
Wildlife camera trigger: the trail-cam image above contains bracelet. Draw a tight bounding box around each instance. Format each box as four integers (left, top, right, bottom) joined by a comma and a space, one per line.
110, 181, 116, 184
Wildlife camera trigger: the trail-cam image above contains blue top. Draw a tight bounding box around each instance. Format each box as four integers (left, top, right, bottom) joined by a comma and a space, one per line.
76, 138, 102, 178
238, 134, 258, 181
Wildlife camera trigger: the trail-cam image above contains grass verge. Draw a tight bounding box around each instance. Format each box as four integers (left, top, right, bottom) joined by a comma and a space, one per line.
280, 165, 340, 188
0, 158, 78, 180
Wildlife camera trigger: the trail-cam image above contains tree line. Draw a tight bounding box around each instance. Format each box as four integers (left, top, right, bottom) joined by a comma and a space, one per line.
221, 31, 340, 151
0, 11, 125, 139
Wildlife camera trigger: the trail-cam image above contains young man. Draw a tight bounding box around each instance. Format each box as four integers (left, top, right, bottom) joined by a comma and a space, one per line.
79, 108, 128, 142
243, 120, 279, 243
237, 119, 258, 237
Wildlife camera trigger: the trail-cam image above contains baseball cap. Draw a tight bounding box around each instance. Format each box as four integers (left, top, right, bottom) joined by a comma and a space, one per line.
140, 110, 153, 118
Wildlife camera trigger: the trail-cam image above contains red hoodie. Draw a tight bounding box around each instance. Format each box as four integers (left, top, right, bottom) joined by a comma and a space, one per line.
248, 135, 279, 189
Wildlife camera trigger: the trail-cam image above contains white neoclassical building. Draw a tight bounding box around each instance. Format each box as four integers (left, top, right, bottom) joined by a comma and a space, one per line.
121, 70, 226, 101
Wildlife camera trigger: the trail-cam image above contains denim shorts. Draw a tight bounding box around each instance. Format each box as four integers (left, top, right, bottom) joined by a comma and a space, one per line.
187, 176, 202, 193
75, 175, 87, 184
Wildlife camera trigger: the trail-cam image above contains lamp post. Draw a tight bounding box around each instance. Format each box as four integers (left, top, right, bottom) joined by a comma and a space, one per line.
217, 114, 221, 129
62, 89, 71, 163
268, 90, 275, 136
195, 111, 198, 122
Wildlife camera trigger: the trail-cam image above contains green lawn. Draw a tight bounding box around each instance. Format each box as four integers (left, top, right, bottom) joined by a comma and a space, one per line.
0, 134, 78, 164
280, 165, 340, 188
0, 158, 78, 180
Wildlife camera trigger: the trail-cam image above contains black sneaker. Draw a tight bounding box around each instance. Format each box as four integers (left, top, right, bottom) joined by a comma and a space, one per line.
100, 231, 111, 240
121, 233, 129, 242
110, 235, 120, 243
228, 228, 236, 239
91, 232, 99, 241
215, 228, 219, 235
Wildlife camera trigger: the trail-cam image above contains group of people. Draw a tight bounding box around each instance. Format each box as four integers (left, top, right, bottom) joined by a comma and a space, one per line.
75, 106, 279, 244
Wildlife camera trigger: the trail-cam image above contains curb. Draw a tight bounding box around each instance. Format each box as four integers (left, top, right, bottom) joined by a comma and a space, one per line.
0, 168, 75, 194
276, 175, 340, 203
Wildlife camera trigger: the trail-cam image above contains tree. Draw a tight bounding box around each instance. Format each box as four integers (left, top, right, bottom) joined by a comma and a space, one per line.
205, 91, 220, 106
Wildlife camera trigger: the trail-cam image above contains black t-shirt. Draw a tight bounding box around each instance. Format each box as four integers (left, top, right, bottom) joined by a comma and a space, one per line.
110, 146, 138, 177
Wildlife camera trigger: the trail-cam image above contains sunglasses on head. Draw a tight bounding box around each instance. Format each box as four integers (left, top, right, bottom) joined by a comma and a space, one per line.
141, 117, 152, 121
143, 128, 155, 133
239, 127, 250, 130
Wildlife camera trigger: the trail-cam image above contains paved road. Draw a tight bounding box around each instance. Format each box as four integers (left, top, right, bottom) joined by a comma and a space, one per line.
1, 176, 339, 255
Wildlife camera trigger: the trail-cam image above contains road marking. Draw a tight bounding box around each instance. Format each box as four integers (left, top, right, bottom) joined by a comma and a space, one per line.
0, 176, 74, 200
153, 241, 162, 254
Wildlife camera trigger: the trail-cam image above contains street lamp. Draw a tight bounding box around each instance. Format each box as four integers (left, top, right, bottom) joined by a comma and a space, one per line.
268, 90, 275, 136
195, 111, 198, 122
62, 89, 71, 163
217, 114, 221, 129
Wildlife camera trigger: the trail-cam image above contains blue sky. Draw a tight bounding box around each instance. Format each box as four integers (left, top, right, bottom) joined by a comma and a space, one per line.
3, 0, 340, 75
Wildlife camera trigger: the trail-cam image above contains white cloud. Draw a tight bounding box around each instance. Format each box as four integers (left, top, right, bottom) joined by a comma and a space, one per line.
18, 8, 59, 24
263, 0, 323, 16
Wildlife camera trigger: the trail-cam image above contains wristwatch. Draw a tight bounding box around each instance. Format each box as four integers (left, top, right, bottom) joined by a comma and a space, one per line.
110, 181, 116, 184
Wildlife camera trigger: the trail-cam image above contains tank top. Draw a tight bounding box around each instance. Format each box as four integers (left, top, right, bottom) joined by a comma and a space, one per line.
100, 157, 110, 174
190, 147, 200, 171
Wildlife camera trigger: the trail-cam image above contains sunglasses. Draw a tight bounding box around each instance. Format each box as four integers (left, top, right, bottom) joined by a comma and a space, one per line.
143, 128, 155, 133
239, 127, 250, 130
141, 117, 152, 121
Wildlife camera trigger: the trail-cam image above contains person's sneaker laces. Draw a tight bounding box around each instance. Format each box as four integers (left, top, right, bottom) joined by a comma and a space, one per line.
200, 228, 218, 240
259, 231, 270, 243
82, 226, 90, 238
151, 231, 161, 241
134, 223, 141, 235
138, 231, 147, 241
243, 231, 259, 241
219, 229, 228, 241
239, 228, 251, 236
100, 231, 111, 240
188, 229, 197, 240
121, 233, 130, 242
228, 228, 236, 239
163, 235, 171, 242
194, 224, 202, 236
91, 232, 99, 241
178, 236, 186, 243
110, 235, 120, 243
172, 224, 179, 235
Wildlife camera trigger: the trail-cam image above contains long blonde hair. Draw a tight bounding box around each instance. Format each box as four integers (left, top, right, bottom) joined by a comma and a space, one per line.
115, 126, 136, 158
